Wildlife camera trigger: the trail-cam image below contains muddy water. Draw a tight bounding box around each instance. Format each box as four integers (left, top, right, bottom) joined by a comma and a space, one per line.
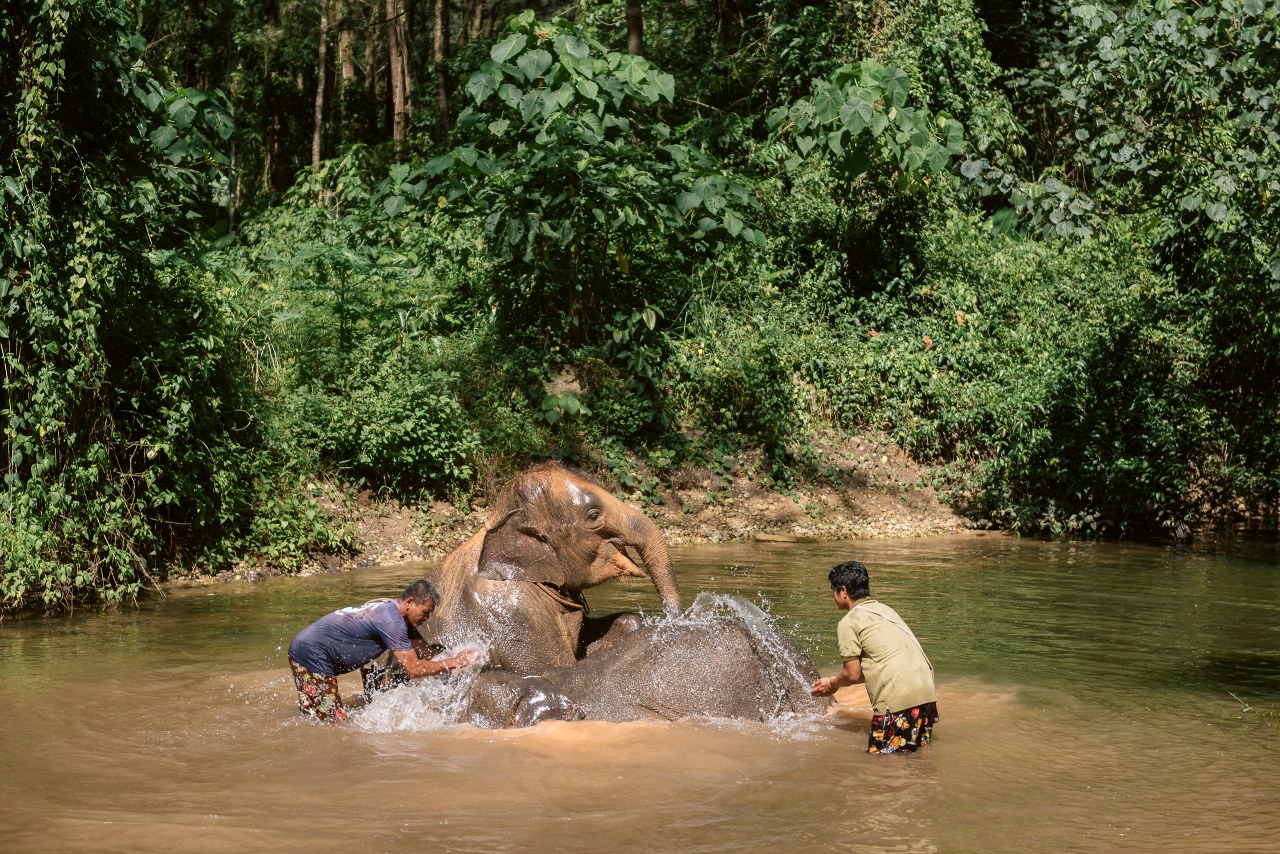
3, 533, 1279, 853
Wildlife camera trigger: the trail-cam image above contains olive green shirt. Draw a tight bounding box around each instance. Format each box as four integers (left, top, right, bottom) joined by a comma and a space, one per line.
837, 598, 936, 714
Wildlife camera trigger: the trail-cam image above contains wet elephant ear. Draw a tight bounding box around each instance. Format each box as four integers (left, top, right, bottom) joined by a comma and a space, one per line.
476, 507, 567, 586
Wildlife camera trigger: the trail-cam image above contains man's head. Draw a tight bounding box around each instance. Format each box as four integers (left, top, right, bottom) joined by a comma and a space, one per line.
399, 578, 441, 626
828, 561, 870, 602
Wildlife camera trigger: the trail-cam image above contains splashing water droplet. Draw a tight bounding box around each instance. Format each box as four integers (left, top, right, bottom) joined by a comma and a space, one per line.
349, 638, 491, 732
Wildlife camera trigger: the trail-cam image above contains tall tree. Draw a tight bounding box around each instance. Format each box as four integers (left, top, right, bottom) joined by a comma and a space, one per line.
313, 0, 331, 165
433, 0, 451, 133
626, 0, 643, 55
385, 0, 412, 140
2, 0, 249, 612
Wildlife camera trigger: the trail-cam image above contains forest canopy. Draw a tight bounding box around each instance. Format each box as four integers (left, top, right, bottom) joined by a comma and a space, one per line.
3, 0, 1278, 613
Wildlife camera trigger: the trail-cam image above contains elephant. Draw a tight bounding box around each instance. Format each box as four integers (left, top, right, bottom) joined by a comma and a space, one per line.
411, 462, 683, 676
459, 606, 831, 728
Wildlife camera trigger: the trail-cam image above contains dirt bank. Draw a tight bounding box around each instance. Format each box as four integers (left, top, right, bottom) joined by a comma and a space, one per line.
208, 430, 971, 583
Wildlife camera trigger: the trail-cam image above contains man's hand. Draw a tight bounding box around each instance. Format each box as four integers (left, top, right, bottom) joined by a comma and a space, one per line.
442, 648, 478, 671
810, 676, 838, 697
811, 660, 862, 696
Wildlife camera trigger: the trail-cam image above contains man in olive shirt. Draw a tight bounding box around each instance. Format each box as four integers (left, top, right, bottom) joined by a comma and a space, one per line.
811, 561, 938, 753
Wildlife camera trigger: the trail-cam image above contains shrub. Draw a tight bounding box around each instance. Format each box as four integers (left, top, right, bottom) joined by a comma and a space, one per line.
273, 341, 480, 497
802, 212, 1238, 535
670, 306, 803, 452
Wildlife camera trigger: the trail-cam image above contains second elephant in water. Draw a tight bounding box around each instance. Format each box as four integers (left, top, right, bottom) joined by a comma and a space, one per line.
462, 613, 830, 728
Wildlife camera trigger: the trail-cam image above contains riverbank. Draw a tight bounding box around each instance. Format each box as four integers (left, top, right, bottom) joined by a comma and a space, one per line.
199, 429, 971, 585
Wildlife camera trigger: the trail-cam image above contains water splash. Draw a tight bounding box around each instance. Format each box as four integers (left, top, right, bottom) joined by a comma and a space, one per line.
349, 638, 489, 732
656, 591, 825, 725
350, 597, 826, 733
677, 591, 817, 685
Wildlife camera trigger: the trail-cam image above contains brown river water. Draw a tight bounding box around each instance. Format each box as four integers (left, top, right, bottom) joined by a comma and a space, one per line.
3, 533, 1279, 853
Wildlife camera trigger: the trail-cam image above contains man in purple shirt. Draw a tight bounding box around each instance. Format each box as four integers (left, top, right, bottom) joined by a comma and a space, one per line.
287, 578, 476, 722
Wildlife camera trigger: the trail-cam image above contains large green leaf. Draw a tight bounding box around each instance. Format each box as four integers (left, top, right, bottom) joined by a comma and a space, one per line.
878, 66, 911, 109
612, 54, 649, 88
466, 65, 503, 104
840, 96, 874, 136
149, 125, 178, 150
814, 84, 844, 124
517, 48, 554, 81
553, 34, 591, 60
491, 33, 526, 63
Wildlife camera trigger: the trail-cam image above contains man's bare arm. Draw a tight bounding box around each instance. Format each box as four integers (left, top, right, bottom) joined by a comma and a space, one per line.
392, 647, 476, 678
810, 658, 864, 696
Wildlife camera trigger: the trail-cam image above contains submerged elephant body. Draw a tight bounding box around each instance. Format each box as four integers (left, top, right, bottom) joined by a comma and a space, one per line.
463, 616, 829, 728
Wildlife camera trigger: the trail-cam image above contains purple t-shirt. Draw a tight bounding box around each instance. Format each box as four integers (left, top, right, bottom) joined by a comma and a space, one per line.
288, 599, 414, 676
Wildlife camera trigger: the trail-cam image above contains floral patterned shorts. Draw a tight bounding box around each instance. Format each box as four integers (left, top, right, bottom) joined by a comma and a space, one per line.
868, 702, 938, 754
289, 658, 346, 722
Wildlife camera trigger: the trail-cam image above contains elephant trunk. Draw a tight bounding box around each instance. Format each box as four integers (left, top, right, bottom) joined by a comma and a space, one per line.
627, 513, 682, 619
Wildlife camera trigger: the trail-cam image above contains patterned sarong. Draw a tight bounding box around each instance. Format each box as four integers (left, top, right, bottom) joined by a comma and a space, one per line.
868, 701, 938, 754
289, 658, 346, 722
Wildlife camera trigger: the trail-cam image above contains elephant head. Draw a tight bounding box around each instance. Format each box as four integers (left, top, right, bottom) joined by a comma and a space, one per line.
476, 462, 682, 618
417, 462, 681, 675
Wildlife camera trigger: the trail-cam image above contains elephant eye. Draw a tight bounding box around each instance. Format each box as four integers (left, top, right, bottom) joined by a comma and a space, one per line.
586, 508, 602, 523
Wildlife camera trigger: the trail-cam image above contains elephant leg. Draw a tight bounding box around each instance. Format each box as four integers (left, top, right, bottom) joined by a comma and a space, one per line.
579, 612, 645, 658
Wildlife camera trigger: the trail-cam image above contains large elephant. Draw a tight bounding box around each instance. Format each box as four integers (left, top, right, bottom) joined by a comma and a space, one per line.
461, 608, 830, 728
414, 462, 683, 675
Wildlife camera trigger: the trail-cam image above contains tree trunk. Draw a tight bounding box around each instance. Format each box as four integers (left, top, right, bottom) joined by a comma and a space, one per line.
482, 0, 498, 39
717, 0, 747, 52
313, 0, 330, 166
433, 0, 451, 134
338, 1, 355, 85
363, 0, 381, 134
386, 0, 412, 141
626, 0, 644, 56
456, 0, 476, 49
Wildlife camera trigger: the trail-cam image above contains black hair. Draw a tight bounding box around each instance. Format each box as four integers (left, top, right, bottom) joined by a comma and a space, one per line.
828, 561, 870, 600
401, 578, 441, 606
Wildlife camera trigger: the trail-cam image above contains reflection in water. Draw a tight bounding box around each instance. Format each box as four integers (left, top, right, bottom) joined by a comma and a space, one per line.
3, 533, 1279, 852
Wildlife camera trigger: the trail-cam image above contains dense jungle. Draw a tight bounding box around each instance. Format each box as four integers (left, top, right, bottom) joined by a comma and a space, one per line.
3, 0, 1278, 614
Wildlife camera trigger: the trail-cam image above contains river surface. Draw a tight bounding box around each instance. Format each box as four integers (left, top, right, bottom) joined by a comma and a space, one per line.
3, 532, 1279, 852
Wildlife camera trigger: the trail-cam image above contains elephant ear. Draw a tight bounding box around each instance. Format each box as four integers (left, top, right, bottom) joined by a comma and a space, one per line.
476, 509, 567, 586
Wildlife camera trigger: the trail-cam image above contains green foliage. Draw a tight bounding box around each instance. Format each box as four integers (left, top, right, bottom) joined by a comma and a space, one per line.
803, 213, 1253, 534
763, 0, 1016, 152
225, 153, 483, 498
961, 0, 1280, 525
13, 0, 1280, 619
769, 59, 966, 182
0, 0, 278, 613
671, 306, 803, 453
384, 12, 762, 348
277, 355, 480, 497
975, 0, 1280, 255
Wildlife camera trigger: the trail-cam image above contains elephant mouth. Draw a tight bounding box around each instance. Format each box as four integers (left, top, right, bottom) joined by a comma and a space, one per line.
602, 540, 645, 578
